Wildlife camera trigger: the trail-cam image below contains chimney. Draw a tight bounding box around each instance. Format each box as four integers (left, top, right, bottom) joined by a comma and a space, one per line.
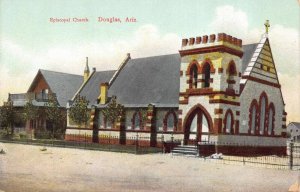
99, 82, 109, 104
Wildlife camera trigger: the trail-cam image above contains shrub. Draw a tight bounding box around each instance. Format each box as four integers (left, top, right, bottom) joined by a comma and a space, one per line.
19, 132, 29, 139
0, 129, 11, 139
12, 133, 20, 139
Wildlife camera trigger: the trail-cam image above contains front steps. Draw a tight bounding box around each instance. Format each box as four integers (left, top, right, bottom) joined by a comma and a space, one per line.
171, 145, 198, 157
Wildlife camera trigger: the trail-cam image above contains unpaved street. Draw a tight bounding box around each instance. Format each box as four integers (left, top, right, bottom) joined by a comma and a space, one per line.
0, 143, 298, 192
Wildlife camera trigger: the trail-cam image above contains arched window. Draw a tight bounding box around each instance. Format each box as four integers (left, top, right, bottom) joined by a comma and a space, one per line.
191, 65, 198, 88
250, 107, 256, 134
107, 120, 112, 129
268, 103, 275, 135
249, 100, 258, 134
227, 62, 236, 89
259, 95, 267, 135
132, 112, 141, 130
226, 114, 232, 133
203, 64, 211, 88
167, 114, 175, 131
104, 117, 112, 129
223, 110, 234, 134
163, 111, 177, 132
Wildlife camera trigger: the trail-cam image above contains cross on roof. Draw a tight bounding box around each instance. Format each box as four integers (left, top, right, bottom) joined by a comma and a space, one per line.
264, 20, 270, 34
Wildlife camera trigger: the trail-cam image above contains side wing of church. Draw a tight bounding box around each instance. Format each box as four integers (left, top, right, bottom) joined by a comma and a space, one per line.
65, 32, 287, 155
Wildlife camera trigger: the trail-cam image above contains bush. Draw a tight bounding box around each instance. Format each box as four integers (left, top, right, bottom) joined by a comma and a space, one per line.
35, 131, 52, 139
0, 129, 10, 139
19, 132, 30, 139
12, 133, 20, 139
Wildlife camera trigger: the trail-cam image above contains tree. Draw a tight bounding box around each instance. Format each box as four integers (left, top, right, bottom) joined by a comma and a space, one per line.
23, 100, 40, 138
24, 101, 39, 121
102, 97, 124, 127
69, 95, 89, 128
44, 94, 66, 139
138, 109, 148, 128
0, 102, 16, 136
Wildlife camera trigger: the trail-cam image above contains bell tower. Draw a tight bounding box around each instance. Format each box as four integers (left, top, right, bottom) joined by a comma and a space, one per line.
177, 33, 244, 142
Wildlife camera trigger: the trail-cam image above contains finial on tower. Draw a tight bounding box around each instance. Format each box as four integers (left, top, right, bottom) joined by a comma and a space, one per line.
264, 20, 270, 34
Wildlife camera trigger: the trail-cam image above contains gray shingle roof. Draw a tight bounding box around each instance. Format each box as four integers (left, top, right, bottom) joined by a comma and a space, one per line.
108, 54, 181, 107
39, 70, 83, 107
106, 44, 257, 107
290, 122, 300, 129
242, 43, 258, 72
78, 70, 116, 105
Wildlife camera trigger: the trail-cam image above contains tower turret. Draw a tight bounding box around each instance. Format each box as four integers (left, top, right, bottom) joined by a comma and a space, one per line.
177, 33, 243, 142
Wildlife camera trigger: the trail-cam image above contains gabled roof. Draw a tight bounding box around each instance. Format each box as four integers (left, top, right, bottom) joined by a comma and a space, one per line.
240, 35, 280, 86
240, 35, 284, 104
289, 122, 300, 129
105, 43, 263, 107
108, 54, 181, 107
28, 70, 83, 107
77, 70, 116, 105
241, 43, 258, 72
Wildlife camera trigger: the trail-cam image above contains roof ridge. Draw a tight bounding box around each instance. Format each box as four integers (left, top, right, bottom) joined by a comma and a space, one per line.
131, 53, 179, 60
40, 69, 82, 77
95, 69, 117, 73
243, 43, 259, 46
71, 70, 96, 101
109, 54, 131, 87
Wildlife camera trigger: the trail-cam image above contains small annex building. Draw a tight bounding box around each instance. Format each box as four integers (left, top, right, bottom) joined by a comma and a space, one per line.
6, 69, 83, 135
287, 122, 300, 142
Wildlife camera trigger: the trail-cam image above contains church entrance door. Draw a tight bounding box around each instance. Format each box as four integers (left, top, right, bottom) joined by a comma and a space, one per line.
183, 105, 212, 145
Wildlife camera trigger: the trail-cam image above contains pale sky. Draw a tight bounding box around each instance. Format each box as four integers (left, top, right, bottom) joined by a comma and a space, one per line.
0, 0, 299, 122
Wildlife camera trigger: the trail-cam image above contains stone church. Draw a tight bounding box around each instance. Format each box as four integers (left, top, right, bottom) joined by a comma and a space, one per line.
5, 27, 287, 154
65, 29, 287, 154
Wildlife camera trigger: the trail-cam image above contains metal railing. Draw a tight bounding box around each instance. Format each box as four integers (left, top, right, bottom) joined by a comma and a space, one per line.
0, 132, 164, 155
194, 140, 300, 170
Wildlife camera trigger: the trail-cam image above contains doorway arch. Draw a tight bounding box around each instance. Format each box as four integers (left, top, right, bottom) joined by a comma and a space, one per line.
183, 104, 213, 145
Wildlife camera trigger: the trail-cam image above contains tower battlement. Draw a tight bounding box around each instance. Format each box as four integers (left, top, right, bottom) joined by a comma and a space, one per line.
181, 33, 242, 48
180, 33, 243, 57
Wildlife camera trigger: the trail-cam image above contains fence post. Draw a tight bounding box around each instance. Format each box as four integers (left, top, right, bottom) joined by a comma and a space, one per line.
109, 132, 111, 145
289, 142, 294, 170
135, 133, 139, 154
197, 141, 200, 157
161, 135, 164, 153
171, 134, 174, 151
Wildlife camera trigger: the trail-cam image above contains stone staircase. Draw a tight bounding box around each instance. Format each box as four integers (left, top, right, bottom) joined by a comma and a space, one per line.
171, 145, 198, 157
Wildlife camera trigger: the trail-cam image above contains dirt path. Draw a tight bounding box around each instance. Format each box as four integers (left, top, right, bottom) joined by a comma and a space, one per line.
0, 143, 298, 192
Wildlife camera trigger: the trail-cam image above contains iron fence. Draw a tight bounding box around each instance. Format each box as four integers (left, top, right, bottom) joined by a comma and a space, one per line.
0, 132, 164, 154
1, 132, 299, 170
194, 141, 300, 170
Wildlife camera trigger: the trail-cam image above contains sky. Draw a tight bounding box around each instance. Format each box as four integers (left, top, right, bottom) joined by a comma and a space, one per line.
0, 0, 299, 122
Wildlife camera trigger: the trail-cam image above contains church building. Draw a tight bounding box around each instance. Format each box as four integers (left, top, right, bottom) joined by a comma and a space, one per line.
65, 25, 287, 154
